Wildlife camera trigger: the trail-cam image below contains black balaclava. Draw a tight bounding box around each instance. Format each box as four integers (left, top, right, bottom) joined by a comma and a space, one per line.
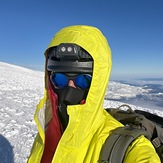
55, 86, 89, 130
47, 43, 93, 130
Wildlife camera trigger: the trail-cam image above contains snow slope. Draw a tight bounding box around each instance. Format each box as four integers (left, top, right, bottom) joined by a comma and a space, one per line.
0, 62, 163, 163
0, 62, 44, 163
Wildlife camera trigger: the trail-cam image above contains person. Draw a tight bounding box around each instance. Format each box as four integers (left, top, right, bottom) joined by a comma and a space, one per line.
28, 25, 160, 163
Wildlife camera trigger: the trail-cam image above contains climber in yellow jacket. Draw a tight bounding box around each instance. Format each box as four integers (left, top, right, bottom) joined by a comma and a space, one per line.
28, 25, 160, 163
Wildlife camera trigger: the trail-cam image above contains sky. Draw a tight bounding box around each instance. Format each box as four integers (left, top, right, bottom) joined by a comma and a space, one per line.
0, 0, 163, 80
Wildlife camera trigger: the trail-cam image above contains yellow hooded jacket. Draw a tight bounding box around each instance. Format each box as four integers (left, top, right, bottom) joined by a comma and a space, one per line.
28, 25, 160, 163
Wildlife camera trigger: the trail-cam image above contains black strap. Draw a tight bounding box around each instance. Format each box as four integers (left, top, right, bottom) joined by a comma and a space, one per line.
100, 127, 150, 163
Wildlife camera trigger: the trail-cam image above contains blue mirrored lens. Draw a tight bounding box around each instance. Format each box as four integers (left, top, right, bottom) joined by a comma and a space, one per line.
75, 74, 92, 89
51, 73, 68, 88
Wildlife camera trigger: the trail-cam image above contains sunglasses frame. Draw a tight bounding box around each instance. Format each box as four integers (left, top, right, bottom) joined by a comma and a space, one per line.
50, 72, 92, 90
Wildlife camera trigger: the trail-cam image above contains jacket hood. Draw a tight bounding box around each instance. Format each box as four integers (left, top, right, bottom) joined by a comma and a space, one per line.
45, 25, 112, 110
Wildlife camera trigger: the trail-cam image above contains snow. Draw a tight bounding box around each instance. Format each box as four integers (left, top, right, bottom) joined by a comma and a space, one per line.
0, 61, 163, 163
0, 62, 44, 163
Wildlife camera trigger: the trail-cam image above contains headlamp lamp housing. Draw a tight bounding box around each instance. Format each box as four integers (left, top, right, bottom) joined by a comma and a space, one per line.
56, 44, 79, 60
47, 43, 93, 74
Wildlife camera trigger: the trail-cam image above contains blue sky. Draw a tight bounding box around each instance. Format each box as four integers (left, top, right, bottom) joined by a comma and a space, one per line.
0, 0, 163, 80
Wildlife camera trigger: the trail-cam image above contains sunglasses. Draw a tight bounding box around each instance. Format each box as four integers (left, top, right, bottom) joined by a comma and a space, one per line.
50, 72, 92, 89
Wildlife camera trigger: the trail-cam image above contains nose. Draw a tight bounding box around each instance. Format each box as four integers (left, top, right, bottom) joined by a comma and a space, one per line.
68, 80, 76, 88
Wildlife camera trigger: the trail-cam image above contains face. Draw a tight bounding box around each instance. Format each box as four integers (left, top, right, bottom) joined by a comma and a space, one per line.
49, 72, 92, 104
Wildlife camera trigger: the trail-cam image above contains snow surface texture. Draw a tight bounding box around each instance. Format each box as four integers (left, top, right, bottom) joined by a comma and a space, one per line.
0, 62, 163, 163
0, 62, 44, 163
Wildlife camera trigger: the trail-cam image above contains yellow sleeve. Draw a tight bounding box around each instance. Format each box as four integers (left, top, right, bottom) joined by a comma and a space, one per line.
124, 135, 161, 163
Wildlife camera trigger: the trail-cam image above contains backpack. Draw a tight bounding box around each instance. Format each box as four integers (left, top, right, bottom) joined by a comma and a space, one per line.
100, 104, 163, 163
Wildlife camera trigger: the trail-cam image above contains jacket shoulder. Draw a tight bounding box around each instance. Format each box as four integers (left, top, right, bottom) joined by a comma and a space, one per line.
124, 135, 161, 163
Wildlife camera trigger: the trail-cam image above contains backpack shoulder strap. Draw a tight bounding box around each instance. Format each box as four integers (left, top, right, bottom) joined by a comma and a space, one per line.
100, 127, 150, 163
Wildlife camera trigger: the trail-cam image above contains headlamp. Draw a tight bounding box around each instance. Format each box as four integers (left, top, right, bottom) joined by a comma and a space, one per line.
47, 43, 93, 73
55, 43, 80, 60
